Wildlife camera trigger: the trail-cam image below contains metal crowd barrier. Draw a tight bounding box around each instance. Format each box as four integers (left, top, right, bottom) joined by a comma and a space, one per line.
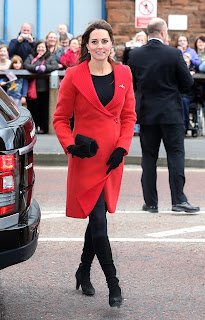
0, 70, 204, 134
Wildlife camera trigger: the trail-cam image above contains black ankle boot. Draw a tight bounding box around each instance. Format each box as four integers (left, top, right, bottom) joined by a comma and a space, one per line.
75, 263, 95, 296
76, 224, 95, 296
108, 278, 122, 308
93, 236, 122, 308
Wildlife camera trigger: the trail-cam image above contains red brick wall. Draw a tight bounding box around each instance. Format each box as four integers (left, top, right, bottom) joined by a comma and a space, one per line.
106, 0, 205, 47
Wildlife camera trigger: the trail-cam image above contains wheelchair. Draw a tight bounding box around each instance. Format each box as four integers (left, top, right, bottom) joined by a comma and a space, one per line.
187, 85, 204, 137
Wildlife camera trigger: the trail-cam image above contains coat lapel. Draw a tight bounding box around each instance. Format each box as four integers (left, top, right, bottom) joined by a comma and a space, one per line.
72, 61, 131, 115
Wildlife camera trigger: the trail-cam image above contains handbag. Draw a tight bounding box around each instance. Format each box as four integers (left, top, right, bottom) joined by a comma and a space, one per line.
27, 58, 45, 101
75, 134, 99, 157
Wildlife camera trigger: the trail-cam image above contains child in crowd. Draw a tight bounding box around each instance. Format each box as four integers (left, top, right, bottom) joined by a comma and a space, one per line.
0, 55, 28, 107
60, 38, 80, 68
0, 44, 11, 71
57, 23, 73, 41
55, 34, 70, 67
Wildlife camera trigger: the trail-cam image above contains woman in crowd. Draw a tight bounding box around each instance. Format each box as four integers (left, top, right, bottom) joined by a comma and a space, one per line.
177, 35, 200, 68
53, 20, 136, 308
60, 38, 80, 68
45, 31, 59, 55
24, 40, 58, 133
0, 44, 10, 71
194, 35, 205, 62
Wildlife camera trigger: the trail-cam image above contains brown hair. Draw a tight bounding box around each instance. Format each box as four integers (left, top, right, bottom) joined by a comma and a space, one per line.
45, 31, 59, 53
9, 55, 23, 69
80, 20, 114, 63
194, 35, 205, 52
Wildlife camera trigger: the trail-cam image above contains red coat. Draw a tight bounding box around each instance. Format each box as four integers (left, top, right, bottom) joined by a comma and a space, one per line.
53, 60, 136, 219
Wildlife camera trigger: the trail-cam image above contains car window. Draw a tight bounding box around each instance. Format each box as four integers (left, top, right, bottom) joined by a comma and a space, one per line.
0, 87, 20, 122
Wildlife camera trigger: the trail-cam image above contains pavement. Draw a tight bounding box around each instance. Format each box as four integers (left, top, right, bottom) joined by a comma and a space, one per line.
34, 134, 205, 168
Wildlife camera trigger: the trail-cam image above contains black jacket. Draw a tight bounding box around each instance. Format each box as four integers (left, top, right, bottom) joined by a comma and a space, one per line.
128, 39, 194, 125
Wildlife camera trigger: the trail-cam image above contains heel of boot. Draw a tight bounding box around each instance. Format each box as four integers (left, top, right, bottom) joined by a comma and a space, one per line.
76, 277, 80, 290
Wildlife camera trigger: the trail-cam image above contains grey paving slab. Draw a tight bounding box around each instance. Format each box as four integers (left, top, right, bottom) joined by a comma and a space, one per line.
33, 134, 205, 167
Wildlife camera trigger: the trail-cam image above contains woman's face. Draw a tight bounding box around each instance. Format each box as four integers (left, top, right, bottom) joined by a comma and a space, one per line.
87, 29, 112, 62
69, 39, 80, 53
46, 33, 57, 47
196, 39, 205, 51
0, 47, 8, 59
178, 36, 188, 50
37, 43, 47, 56
136, 35, 146, 45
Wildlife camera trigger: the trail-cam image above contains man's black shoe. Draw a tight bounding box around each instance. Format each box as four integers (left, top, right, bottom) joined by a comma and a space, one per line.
142, 204, 158, 213
172, 202, 200, 213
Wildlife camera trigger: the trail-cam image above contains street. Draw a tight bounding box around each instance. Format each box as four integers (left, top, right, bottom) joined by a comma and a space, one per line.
1, 165, 205, 320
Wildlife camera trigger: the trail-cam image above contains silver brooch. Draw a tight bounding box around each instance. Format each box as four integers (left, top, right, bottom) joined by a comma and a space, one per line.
119, 84, 125, 89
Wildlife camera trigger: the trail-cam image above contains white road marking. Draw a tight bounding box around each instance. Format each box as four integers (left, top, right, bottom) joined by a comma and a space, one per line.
38, 237, 205, 243
147, 226, 205, 237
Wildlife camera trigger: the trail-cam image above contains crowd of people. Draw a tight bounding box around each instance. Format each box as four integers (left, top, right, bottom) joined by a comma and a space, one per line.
0, 21, 205, 134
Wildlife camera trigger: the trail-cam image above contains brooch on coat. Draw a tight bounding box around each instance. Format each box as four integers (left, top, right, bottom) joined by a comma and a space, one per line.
119, 84, 125, 89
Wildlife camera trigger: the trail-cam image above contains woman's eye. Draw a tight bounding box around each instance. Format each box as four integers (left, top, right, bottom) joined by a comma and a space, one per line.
91, 40, 97, 44
102, 40, 108, 44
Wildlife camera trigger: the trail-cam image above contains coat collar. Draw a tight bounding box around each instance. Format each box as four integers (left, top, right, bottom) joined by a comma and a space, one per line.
72, 60, 131, 115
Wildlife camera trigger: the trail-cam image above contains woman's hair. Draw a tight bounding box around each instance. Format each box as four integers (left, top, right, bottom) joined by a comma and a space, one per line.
0, 44, 8, 52
9, 55, 23, 69
45, 31, 59, 53
134, 31, 148, 44
194, 35, 205, 52
80, 20, 114, 63
31, 40, 50, 59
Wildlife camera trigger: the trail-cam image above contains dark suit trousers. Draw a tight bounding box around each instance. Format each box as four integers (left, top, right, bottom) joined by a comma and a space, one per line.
140, 124, 187, 206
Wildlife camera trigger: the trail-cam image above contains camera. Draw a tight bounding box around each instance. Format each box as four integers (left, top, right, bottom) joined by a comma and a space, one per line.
21, 33, 29, 39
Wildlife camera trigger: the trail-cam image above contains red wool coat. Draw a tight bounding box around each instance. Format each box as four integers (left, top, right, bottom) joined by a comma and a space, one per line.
53, 60, 136, 219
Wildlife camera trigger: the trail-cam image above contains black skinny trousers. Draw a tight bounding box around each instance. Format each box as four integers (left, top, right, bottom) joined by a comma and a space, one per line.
88, 191, 107, 240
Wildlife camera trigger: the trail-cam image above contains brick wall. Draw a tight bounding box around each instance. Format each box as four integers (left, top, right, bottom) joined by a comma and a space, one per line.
106, 0, 205, 47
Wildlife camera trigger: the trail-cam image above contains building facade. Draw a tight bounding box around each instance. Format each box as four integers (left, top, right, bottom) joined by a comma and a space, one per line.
1, 0, 205, 47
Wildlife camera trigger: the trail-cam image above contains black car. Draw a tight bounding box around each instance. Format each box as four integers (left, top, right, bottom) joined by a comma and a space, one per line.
0, 87, 40, 270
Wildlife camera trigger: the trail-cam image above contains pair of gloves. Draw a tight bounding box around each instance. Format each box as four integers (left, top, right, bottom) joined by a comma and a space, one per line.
35, 65, 46, 73
67, 134, 126, 174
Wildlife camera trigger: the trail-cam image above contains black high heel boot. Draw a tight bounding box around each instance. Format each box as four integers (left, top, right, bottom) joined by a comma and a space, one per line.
75, 263, 95, 295
93, 236, 122, 308
75, 224, 95, 296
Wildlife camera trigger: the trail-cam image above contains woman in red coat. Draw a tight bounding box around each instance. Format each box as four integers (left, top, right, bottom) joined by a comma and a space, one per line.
53, 20, 136, 308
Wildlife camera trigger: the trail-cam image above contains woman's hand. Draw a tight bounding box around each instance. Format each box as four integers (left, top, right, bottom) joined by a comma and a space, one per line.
106, 147, 126, 174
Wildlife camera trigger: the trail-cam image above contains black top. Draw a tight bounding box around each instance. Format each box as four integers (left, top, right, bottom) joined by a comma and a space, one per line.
91, 72, 114, 107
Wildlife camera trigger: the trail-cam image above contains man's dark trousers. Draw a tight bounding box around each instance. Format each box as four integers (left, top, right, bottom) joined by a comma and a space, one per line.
140, 124, 188, 206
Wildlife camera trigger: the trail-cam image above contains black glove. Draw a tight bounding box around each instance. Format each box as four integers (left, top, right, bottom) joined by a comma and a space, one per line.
67, 134, 98, 159
67, 144, 87, 158
106, 147, 126, 174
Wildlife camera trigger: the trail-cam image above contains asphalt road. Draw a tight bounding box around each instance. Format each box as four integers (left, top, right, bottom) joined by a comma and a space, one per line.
1, 166, 205, 320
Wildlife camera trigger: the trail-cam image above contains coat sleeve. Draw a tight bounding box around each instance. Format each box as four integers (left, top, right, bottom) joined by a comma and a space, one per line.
44, 55, 59, 72
23, 55, 36, 72
176, 50, 194, 94
115, 66, 136, 154
53, 68, 76, 153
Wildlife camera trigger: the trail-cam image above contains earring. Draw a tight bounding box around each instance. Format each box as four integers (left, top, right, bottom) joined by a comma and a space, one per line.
88, 49, 90, 53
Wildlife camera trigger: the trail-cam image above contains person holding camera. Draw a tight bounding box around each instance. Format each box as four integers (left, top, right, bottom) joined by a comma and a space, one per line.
9, 22, 36, 62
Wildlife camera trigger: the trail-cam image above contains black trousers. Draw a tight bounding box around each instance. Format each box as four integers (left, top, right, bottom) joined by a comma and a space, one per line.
140, 124, 187, 206
27, 92, 49, 133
